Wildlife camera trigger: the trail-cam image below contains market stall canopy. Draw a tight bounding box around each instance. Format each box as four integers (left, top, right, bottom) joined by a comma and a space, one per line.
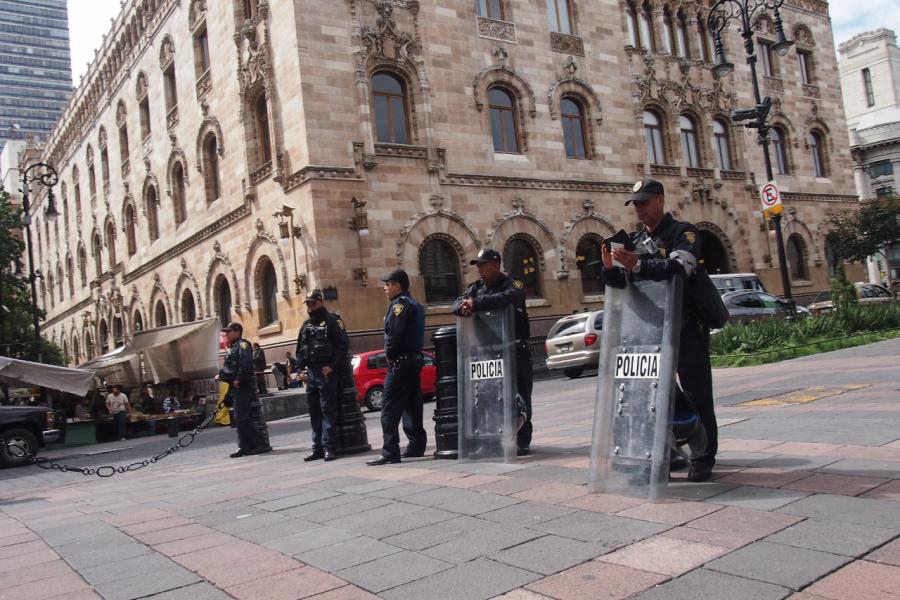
78, 346, 140, 388
0, 356, 96, 397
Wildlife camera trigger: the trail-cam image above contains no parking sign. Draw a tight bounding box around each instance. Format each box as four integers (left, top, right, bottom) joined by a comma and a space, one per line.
760, 180, 783, 216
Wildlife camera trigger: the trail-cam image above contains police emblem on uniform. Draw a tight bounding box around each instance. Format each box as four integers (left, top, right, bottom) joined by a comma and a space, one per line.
685, 231, 696, 244
633, 180, 643, 192
512, 279, 524, 290
660, 248, 667, 257
239, 341, 249, 349
393, 304, 404, 316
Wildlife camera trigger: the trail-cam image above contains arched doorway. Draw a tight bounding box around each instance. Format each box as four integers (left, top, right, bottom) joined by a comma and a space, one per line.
699, 230, 730, 274
215, 275, 232, 328
98, 320, 110, 355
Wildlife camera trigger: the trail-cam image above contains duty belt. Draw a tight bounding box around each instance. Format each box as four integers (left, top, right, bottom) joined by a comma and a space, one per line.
388, 352, 423, 366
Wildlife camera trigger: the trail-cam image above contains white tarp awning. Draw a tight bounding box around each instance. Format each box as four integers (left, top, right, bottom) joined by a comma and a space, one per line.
0, 356, 96, 397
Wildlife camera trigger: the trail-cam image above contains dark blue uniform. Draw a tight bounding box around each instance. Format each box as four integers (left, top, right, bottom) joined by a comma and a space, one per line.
453, 273, 534, 450
602, 212, 717, 466
379, 292, 427, 459
296, 307, 349, 455
223, 338, 271, 453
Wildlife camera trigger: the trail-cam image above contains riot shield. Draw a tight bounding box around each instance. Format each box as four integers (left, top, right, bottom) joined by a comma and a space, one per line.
589, 277, 683, 499
457, 305, 517, 462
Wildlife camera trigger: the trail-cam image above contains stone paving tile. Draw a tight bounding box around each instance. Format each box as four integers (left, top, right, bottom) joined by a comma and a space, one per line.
0, 532, 39, 548
135, 523, 215, 545
335, 550, 452, 592
717, 468, 814, 488
783, 473, 889, 496
92, 566, 202, 600
79, 552, 182, 585
151, 531, 234, 557
705, 485, 811, 511
511, 483, 590, 504
0, 538, 44, 559
30, 522, 121, 548
296, 536, 402, 572
598, 535, 728, 576
660, 525, 766, 550
508, 466, 588, 485
817, 459, 900, 479
252, 489, 341, 512
866, 537, 900, 567
0, 558, 73, 589
225, 566, 347, 600
305, 496, 394, 524
559, 492, 645, 514
0, 547, 62, 572
262, 525, 358, 556
366, 482, 441, 499
706, 540, 851, 590
805, 559, 900, 599
421, 523, 544, 564
119, 516, 194, 535
777, 493, 900, 528
0, 571, 94, 600
469, 478, 545, 496
410, 487, 524, 516
616, 499, 723, 526
718, 439, 782, 453
305, 584, 381, 599
336, 479, 406, 495
210, 511, 297, 536
103, 509, 175, 527
278, 494, 362, 519
491, 590, 555, 600
443, 474, 510, 489
526, 560, 669, 600
663, 480, 741, 501
172, 541, 300, 588
354, 506, 459, 540
54, 540, 151, 570
131, 581, 233, 600
381, 515, 487, 551
529, 510, 669, 549
489, 534, 604, 575
765, 519, 899, 557
862, 479, 900, 502
379, 557, 541, 600
687, 505, 802, 540
479, 500, 575, 526
763, 442, 844, 457
233, 517, 321, 544
631, 568, 789, 600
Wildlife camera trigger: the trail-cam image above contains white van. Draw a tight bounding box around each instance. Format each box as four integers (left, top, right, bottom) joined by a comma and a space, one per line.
709, 273, 766, 295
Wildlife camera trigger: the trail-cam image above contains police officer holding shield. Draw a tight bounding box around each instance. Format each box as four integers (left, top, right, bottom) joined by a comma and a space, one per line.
453, 249, 534, 455
221, 322, 272, 458
367, 269, 427, 465
296, 289, 349, 462
601, 178, 717, 482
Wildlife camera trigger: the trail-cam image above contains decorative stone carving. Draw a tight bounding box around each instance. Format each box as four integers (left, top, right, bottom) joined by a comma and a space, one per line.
548, 56, 602, 124
476, 16, 517, 43
159, 35, 175, 69
136, 72, 149, 100
360, 0, 420, 62
550, 32, 584, 56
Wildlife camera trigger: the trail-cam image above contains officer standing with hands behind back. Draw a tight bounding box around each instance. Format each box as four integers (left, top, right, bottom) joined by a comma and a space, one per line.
220, 322, 272, 458
296, 289, 349, 462
367, 269, 427, 466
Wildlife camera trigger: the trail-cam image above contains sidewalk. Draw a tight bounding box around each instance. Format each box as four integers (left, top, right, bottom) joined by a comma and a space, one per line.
1, 339, 899, 600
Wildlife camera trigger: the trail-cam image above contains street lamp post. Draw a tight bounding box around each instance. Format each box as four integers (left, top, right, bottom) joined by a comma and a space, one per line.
19, 162, 60, 361
707, 0, 794, 301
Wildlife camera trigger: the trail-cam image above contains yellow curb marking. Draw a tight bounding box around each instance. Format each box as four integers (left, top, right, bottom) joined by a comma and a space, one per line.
739, 384, 870, 407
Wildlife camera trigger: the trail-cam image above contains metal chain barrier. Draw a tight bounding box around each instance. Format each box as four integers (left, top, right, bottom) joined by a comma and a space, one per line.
5, 412, 216, 478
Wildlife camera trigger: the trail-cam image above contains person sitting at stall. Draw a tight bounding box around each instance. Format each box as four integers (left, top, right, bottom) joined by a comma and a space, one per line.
163, 394, 181, 413
74, 398, 90, 420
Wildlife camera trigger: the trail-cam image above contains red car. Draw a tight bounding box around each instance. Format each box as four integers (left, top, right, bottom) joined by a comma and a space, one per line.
351, 350, 438, 411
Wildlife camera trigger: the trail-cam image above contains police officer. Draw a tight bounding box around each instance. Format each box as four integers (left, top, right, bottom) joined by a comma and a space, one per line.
220, 322, 272, 458
453, 248, 534, 455
296, 289, 349, 462
600, 178, 717, 482
367, 269, 427, 466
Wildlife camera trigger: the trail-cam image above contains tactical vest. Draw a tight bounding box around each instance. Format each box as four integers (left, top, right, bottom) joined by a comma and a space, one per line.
303, 320, 334, 365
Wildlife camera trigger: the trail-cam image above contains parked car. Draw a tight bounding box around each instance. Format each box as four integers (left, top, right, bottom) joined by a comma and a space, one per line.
721, 290, 806, 324
710, 273, 767, 295
545, 310, 604, 379
807, 283, 895, 316
351, 350, 438, 411
0, 405, 61, 468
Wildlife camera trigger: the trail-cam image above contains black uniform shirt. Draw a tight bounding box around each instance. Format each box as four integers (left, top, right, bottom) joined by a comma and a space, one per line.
224, 338, 256, 387
295, 307, 350, 372
452, 273, 531, 342
384, 292, 425, 361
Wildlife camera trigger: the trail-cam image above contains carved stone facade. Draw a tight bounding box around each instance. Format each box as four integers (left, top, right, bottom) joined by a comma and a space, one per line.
27, 0, 860, 365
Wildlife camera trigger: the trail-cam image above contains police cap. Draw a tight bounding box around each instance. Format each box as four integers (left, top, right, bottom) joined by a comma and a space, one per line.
222, 322, 243, 333
380, 269, 410, 289
625, 178, 665, 205
304, 289, 324, 304
470, 248, 502, 265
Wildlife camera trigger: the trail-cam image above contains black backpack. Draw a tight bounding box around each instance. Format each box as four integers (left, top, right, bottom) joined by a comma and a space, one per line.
685, 267, 730, 329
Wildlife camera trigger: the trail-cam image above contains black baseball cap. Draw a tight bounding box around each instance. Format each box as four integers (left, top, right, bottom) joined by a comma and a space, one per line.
222, 322, 243, 333
625, 178, 665, 205
470, 248, 502, 265
304, 289, 324, 304
380, 269, 410, 289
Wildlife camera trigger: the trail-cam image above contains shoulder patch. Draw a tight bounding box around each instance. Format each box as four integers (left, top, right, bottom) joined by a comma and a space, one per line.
239, 341, 250, 350
393, 303, 405, 316
684, 231, 696, 244
512, 279, 524, 290
659, 248, 667, 257
336, 319, 345, 330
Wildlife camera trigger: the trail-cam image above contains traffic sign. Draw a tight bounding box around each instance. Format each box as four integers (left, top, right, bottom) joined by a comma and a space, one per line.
760, 180, 783, 216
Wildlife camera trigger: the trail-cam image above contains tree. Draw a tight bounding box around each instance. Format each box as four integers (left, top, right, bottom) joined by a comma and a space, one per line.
0, 186, 64, 365
827, 195, 900, 263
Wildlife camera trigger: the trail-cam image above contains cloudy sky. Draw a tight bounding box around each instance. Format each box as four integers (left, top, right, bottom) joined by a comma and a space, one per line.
67, 0, 900, 84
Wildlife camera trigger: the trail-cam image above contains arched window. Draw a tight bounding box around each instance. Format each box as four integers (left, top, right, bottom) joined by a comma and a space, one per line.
181, 289, 197, 323
639, 2, 655, 51
663, 8, 676, 54
372, 72, 410, 144
202, 133, 221, 202
712, 119, 732, 170
61, 183, 69, 230
154, 300, 168, 327
77, 244, 87, 287
87, 149, 97, 199
163, 57, 178, 116
72, 168, 82, 217
112, 316, 124, 348
146, 184, 160, 240
679, 114, 700, 167
172, 162, 187, 225
561, 96, 588, 159
125, 204, 137, 256
625, 1, 639, 46
547, 0, 573, 35
99, 320, 109, 355
100, 141, 110, 184
824, 232, 839, 278
808, 130, 826, 177
503, 238, 541, 298
488, 87, 521, 154
118, 117, 130, 166
84, 331, 94, 361
258, 257, 278, 326
92, 232, 103, 277
46, 273, 54, 308
676, 10, 690, 58
254, 92, 272, 164
105, 221, 117, 267
139, 91, 152, 141
243, 0, 258, 19
133, 310, 144, 333
475, 0, 504, 19
576, 235, 604, 295
771, 126, 789, 175
66, 255, 75, 297
215, 275, 232, 328
696, 12, 711, 62
57, 263, 64, 301
786, 234, 808, 280
420, 237, 461, 303
72, 336, 80, 365
643, 110, 666, 165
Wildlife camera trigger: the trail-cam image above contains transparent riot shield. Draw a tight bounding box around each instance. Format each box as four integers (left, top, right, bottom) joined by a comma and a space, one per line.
457, 305, 517, 462
589, 277, 683, 499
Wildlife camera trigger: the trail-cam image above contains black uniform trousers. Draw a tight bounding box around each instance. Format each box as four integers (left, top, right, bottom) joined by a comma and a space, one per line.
306, 366, 339, 453
380, 356, 427, 459
677, 317, 717, 465
233, 388, 269, 452
516, 345, 534, 449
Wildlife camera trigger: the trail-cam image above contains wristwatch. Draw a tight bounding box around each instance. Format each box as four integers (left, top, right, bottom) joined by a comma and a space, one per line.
631, 259, 642, 274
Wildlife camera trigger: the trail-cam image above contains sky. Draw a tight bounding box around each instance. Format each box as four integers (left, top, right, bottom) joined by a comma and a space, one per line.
66, 0, 900, 85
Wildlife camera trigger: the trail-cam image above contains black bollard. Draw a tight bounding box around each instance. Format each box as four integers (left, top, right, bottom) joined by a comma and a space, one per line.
431, 326, 458, 459
335, 355, 371, 455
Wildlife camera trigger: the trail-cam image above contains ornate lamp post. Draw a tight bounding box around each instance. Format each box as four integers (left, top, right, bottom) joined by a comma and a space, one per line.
708, 0, 794, 301
19, 162, 60, 361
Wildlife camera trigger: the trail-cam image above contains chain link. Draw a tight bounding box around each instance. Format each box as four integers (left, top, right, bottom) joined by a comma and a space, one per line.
3, 413, 216, 478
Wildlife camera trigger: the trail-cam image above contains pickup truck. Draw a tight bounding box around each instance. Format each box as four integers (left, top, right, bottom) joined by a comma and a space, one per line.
0, 405, 61, 467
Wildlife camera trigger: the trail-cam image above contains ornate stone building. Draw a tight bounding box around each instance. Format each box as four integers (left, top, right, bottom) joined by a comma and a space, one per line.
26, 0, 860, 366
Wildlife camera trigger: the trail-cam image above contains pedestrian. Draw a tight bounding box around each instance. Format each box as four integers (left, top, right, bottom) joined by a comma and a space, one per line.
296, 289, 349, 462
367, 269, 427, 466
105, 384, 131, 441
600, 177, 718, 482
220, 322, 272, 458
252, 343, 268, 395
453, 248, 534, 456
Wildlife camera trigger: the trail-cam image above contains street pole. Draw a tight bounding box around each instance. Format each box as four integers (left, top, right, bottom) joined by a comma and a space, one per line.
708, 0, 793, 301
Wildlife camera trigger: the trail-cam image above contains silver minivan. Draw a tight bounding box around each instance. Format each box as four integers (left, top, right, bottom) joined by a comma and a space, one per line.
709, 273, 766, 295
545, 310, 604, 379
